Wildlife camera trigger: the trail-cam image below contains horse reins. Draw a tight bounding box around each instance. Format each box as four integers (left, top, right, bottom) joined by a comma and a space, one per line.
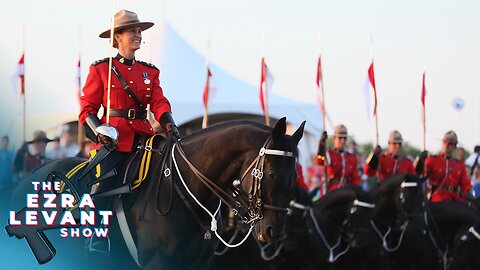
171, 136, 295, 247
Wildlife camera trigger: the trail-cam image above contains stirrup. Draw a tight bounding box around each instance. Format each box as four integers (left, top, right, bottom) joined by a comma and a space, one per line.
86, 234, 111, 256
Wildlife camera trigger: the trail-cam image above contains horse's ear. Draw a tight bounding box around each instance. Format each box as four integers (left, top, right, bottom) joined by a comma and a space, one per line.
272, 117, 287, 142
292, 121, 306, 146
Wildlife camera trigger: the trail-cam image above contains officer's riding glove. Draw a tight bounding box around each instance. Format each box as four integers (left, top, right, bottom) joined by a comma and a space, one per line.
95, 124, 119, 150
415, 150, 429, 175
367, 145, 382, 170
317, 131, 328, 157
97, 134, 115, 149
160, 112, 180, 141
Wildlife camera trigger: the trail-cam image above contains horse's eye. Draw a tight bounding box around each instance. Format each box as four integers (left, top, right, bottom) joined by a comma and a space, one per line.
268, 172, 275, 178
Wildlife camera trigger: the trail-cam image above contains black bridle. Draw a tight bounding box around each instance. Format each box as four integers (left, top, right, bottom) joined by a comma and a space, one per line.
174, 136, 296, 227
371, 179, 422, 252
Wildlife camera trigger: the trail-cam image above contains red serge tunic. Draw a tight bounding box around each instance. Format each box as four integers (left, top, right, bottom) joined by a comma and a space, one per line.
318, 149, 361, 191
364, 153, 415, 180
79, 55, 171, 152
425, 153, 472, 202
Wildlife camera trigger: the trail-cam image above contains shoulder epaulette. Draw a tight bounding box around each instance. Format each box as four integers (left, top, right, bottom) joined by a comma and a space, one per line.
91, 57, 110, 66
137, 60, 159, 70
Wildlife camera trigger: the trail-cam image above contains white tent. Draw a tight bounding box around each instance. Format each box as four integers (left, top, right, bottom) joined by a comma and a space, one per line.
146, 21, 323, 136
144, 21, 323, 171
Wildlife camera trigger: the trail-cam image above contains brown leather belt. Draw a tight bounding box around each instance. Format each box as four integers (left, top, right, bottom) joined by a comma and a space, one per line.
433, 185, 460, 193
108, 108, 147, 120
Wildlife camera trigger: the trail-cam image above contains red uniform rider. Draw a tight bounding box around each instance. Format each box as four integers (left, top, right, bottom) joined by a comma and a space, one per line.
364, 130, 415, 180
78, 10, 180, 254
317, 124, 361, 191
79, 10, 179, 153
422, 131, 472, 202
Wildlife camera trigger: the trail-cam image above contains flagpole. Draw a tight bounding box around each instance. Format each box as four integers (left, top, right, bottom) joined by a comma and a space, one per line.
422, 82, 426, 151
77, 28, 84, 149
202, 39, 210, 129
316, 32, 326, 132
22, 23, 26, 143
105, 1, 116, 125
261, 34, 270, 126
264, 66, 270, 126
422, 49, 427, 151
370, 34, 379, 146
316, 32, 329, 197
319, 58, 326, 132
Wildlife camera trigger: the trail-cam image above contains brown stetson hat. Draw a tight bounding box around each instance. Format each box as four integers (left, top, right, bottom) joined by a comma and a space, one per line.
99, 10, 154, 38
27, 130, 54, 144
334, 124, 348, 138
388, 130, 403, 144
442, 130, 458, 144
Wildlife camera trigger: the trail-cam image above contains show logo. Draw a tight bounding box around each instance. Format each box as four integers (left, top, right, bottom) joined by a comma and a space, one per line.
5, 176, 112, 264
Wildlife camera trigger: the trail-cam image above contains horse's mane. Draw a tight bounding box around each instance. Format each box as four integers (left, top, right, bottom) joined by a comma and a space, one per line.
183, 120, 273, 141
181, 119, 299, 158
314, 186, 358, 211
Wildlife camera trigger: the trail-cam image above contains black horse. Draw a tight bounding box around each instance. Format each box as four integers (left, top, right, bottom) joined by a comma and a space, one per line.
212, 185, 375, 270
449, 223, 480, 270
424, 201, 480, 270
211, 185, 315, 270
368, 173, 427, 270
307, 186, 375, 270
7, 118, 305, 269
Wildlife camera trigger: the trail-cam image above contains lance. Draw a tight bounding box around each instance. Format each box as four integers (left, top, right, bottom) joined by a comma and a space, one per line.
316, 52, 329, 196
369, 35, 380, 147
422, 50, 427, 151
105, 2, 116, 125
202, 39, 210, 129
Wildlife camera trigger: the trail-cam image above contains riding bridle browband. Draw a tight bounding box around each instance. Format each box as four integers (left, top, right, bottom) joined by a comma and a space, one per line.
172, 136, 295, 245
233, 137, 295, 223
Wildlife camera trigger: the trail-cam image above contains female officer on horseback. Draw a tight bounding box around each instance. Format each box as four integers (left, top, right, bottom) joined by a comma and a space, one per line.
78, 9, 179, 253
80, 9, 179, 154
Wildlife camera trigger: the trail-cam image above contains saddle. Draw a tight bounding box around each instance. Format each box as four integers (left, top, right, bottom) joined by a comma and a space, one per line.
67, 134, 169, 198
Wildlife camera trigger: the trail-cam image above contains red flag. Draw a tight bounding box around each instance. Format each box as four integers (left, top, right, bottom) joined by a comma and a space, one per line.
259, 58, 274, 114
259, 57, 267, 113
421, 71, 426, 108
316, 56, 322, 88
368, 61, 377, 116
316, 56, 325, 116
421, 71, 426, 149
202, 66, 217, 129
202, 67, 213, 109
16, 54, 25, 95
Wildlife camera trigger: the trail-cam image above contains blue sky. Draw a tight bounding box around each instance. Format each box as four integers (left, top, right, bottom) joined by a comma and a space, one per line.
0, 0, 479, 151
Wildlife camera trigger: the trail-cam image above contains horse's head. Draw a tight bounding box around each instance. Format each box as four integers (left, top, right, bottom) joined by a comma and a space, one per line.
373, 173, 425, 226
341, 187, 375, 248
238, 117, 305, 242
394, 174, 425, 220
284, 186, 313, 239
